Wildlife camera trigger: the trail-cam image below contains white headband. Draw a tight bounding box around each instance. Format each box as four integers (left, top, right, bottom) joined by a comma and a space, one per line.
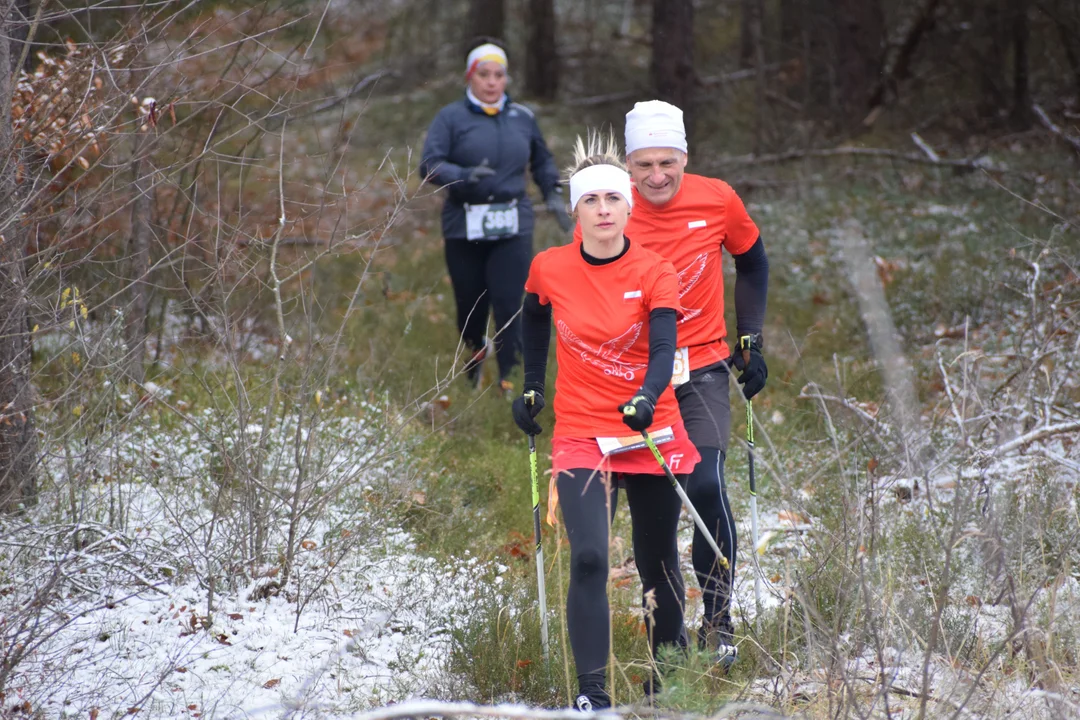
625, 100, 687, 155
569, 164, 633, 211
466, 44, 508, 77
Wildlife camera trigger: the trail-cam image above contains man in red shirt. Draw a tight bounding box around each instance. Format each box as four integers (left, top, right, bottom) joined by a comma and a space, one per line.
622, 100, 769, 668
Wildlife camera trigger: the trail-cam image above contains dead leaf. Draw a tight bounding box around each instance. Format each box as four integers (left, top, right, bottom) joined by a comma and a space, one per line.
867, 457, 878, 473
777, 510, 809, 526
90, 709, 100, 720
411, 491, 426, 505
300, 540, 317, 551
263, 678, 281, 689
516, 659, 533, 668
686, 587, 702, 600
228, 613, 244, 621
874, 255, 900, 285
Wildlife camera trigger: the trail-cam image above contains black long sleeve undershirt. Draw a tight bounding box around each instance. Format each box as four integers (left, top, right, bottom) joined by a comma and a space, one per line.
639, 308, 676, 403
522, 292, 551, 394
733, 236, 769, 339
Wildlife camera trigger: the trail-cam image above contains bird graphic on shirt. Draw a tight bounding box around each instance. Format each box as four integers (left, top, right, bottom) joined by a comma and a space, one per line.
557, 320, 646, 381
677, 252, 708, 323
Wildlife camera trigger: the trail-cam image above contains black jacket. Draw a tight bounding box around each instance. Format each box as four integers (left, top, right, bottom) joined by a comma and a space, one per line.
419, 94, 561, 240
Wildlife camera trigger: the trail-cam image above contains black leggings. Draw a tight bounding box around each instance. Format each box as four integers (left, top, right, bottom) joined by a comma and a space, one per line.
685, 448, 736, 625
557, 468, 686, 679
444, 234, 532, 380
674, 363, 737, 628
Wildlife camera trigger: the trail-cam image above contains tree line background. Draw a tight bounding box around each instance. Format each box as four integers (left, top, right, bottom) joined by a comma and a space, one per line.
459, 0, 1078, 148
3, 0, 1079, 516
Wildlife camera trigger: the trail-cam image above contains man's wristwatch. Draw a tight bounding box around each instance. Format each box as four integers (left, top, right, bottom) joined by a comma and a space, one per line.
738, 333, 764, 351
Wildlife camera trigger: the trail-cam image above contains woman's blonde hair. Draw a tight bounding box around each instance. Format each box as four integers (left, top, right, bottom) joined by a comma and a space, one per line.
564, 129, 626, 182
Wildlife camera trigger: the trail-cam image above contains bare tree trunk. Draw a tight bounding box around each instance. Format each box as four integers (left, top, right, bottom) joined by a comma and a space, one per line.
868, 0, 942, 109
752, 0, 768, 152
972, 0, 1009, 119
804, 0, 835, 111
834, 0, 884, 123
0, 0, 37, 511
467, 0, 505, 44
779, 0, 802, 62
124, 133, 153, 385
1009, 0, 1032, 129
1040, 0, 1080, 97
526, 0, 557, 100
740, 0, 755, 68
651, 0, 695, 139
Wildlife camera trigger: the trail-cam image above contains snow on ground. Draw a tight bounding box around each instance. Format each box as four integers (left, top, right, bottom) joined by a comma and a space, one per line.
15, 530, 486, 719
5, 410, 494, 719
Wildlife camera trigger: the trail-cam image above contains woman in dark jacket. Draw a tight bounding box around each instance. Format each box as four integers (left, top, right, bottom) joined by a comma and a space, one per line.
419, 38, 571, 394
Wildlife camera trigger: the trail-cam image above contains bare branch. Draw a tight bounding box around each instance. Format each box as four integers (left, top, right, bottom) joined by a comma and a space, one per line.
1032, 103, 1080, 156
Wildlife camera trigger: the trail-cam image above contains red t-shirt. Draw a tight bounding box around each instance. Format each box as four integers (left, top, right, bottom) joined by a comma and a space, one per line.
525, 241, 683, 438
572, 174, 759, 369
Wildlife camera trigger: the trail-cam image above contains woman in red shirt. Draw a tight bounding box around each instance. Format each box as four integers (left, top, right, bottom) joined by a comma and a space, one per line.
510, 133, 700, 710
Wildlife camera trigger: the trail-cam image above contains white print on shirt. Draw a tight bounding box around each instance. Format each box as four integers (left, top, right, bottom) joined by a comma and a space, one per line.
557, 320, 647, 381
676, 252, 708, 323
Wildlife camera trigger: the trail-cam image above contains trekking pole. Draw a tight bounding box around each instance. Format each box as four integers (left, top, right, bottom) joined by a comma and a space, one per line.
524, 391, 550, 661
623, 409, 729, 571
740, 335, 763, 613
747, 397, 763, 613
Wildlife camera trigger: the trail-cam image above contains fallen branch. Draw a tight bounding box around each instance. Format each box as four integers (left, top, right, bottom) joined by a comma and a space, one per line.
993, 419, 1080, 457
714, 146, 1011, 173
910, 132, 940, 162
1032, 103, 1080, 156
571, 63, 788, 106
699, 62, 788, 86
798, 383, 895, 439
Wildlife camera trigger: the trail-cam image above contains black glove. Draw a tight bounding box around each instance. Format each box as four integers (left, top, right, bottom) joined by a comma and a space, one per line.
546, 188, 573, 232
732, 335, 768, 400
512, 389, 545, 435
466, 160, 496, 184
618, 394, 655, 432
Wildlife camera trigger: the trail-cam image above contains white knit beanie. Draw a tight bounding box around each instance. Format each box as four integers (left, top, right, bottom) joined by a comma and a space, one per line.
624, 100, 687, 155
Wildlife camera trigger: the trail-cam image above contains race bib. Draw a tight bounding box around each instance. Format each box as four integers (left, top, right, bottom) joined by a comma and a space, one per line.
597, 426, 674, 455
672, 346, 690, 387
464, 201, 519, 241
